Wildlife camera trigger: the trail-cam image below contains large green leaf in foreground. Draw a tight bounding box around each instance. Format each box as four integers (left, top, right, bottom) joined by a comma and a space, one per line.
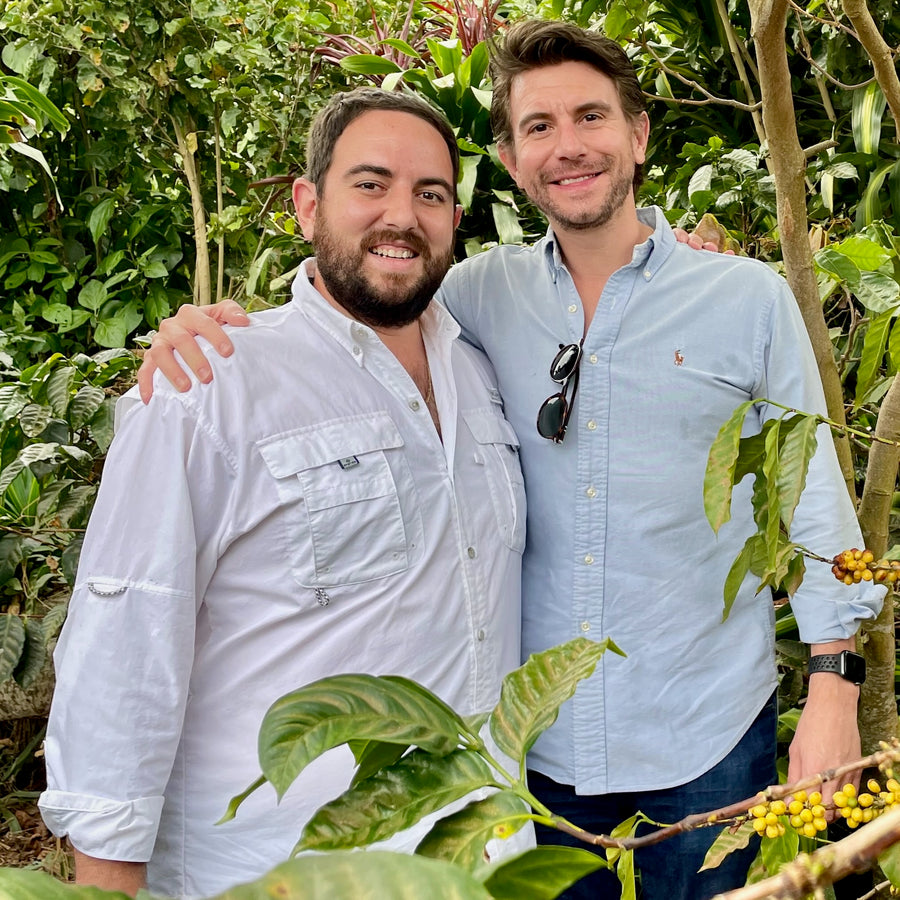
490, 638, 624, 766
481, 846, 607, 899
258, 673, 468, 798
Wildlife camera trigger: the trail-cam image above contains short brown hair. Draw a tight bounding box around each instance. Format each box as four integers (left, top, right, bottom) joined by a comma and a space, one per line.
305, 88, 460, 201
489, 20, 646, 188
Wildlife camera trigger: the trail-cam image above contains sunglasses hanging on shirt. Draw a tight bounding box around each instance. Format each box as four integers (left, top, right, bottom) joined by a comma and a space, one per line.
537, 339, 584, 443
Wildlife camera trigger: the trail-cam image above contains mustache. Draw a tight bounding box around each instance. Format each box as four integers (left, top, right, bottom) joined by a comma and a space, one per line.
362, 229, 430, 258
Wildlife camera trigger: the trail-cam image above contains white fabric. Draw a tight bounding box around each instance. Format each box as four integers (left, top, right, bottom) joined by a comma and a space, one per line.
40, 261, 528, 898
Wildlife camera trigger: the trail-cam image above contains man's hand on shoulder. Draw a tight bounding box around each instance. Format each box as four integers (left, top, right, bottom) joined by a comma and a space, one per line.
138, 300, 250, 404
673, 213, 737, 255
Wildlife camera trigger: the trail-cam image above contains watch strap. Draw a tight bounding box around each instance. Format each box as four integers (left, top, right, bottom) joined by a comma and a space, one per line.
807, 654, 842, 676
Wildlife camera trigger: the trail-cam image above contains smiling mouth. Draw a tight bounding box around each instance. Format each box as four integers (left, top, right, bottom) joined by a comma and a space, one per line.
369, 246, 418, 260
554, 173, 600, 186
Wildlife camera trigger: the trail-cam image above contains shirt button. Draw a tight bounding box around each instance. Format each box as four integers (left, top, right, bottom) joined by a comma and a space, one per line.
644, 269, 651, 279
409, 399, 421, 411
580, 621, 591, 632
568, 304, 577, 313
352, 345, 361, 356
585, 486, 597, 499
467, 547, 476, 559
584, 554, 594, 565
477, 629, 486, 641
588, 354, 598, 364
586, 420, 597, 431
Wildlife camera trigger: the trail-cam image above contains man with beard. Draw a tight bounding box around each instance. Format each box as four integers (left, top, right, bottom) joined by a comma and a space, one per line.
131, 20, 883, 900
38, 88, 527, 899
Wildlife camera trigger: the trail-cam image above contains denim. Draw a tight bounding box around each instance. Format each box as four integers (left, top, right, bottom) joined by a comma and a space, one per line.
529, 692, 778, 900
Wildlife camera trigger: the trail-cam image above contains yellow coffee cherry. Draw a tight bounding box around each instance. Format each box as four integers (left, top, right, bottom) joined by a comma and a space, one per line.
752, 817, 767, 834
887, 779, 900, 794
800, 808, 814, 823
788, 800, 804, 816
868, 779, 882, 794
850, 807, 864, 823
765, 824, 779, 839
750, 804, 768, 819
858, 793, 874, 808
811, 804, 826, 819
794, 790, 808, 803
765, 812, 779, 826
808, 791, 822, 806
770, 800, 787, 816
833, 792, 848, 808
843, 783, 857, 797
841, 807, 852, 819
813, 817, 828, 832
862, 808, 875, 823
847, 817, 860, 829
802, 823, 818, 839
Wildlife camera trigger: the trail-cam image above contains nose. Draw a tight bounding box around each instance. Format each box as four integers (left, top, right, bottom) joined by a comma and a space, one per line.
381, 188, 418, 231
554, 119, 587, 160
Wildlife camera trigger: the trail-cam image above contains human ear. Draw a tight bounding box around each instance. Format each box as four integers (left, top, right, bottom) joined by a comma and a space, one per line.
292, 178, 318, 241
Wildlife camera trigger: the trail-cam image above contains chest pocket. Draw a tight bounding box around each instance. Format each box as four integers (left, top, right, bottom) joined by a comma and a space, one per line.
258, 413, 424, 588
462, 408, 526, 554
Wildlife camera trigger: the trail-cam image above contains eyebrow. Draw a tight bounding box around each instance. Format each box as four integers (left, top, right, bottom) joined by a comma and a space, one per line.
344, 164, 454, 196
516, 100, 615, 132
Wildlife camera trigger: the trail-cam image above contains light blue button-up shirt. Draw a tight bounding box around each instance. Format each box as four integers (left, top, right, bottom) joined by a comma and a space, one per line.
437, 206, 883, 794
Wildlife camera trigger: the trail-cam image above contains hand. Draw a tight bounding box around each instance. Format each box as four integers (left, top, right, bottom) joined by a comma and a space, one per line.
787, 674, 861, 813
138, 300, 250, 404
673, 213, 737, 255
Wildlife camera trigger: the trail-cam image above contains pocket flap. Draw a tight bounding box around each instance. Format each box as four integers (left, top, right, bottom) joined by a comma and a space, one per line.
258, 412, 404, 477
462, 409, 520, 448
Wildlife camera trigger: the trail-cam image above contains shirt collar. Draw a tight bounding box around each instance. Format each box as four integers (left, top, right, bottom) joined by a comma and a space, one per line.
541, 205, 677, 284
289, 258, 460, 367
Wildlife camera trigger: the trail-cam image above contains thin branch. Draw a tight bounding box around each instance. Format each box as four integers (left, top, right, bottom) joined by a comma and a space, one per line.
792, 7, 836, 121
788, 0, 860, 39
804, 138, 838, 157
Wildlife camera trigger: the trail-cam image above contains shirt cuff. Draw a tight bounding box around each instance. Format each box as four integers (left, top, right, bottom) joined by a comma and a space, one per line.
38, 790, 165, 861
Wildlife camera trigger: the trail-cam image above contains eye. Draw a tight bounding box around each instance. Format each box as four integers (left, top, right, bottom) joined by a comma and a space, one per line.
356, 181, 384, 192
419, 189, 447, 204
583, 112, 603, 123
528, 122, 550, 135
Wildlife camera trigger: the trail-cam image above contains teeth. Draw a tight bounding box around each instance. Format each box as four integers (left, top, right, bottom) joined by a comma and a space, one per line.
557, 174, 595, 185
371, 247, 415, 259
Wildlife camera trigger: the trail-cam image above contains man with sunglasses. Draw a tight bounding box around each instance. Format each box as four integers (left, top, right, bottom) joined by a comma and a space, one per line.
132, 20, 882, 899
38, 88, 528, 898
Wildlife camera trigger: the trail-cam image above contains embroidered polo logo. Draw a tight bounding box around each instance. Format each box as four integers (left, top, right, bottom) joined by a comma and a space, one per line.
674, 349, 684, 366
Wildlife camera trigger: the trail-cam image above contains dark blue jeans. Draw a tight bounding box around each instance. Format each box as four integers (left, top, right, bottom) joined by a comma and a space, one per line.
529, 692, 777, 900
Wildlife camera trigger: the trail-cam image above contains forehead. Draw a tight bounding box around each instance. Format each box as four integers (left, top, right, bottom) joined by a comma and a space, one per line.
328, 109, 454, 181
508, 61, 624, 122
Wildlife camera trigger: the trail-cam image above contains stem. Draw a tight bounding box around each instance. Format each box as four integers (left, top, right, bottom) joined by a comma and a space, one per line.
214, 110, 224, 305
172, 117, 211, 306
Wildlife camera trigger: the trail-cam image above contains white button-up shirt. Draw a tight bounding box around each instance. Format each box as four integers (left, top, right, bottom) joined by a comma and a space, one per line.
39, 261, 526, 898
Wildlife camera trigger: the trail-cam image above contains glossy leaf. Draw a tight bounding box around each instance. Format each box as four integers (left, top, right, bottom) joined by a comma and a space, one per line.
490, 637, 623, 765
857, 310, 893, 405
0, 866, 131, 898
723, 535, 757, 620
701, 820, 755, 871
417, 790, 529, 870
775, 414, 818, 531
491, 202, 523, 245
703, 399, 756, 533
45, 365, 76, 418
759, 818, 799, 875
348, 739, 409, 787
851, 81, 886, 155
879, 839, 900, 888
214, 852, 493, 899
13, 618, 45, 689
339, 54, 402, 75
0, 613, 26, 682
297, 749, 495, 852
257, 673, 466, 798
481, 846, 606, 899
69, 385, 107, 430
760, 419, 782, 572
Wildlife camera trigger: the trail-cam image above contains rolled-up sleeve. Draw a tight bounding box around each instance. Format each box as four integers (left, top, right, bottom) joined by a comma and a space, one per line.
756, 280, 885, 641
39, 386, 232, 861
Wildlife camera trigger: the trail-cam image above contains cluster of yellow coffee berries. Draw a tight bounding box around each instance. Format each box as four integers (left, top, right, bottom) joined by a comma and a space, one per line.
830, 548, 900, 585
833, 779, 900, 828
749, 791, 828, 839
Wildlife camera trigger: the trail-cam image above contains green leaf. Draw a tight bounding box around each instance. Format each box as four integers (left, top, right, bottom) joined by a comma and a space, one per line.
759, 818, 799, 875
615, 847, 636, 900
257, 673, 466, 799
879, 839, 900, 888
45, 365, 76, 418
339, 54, 402, 75
216, 851, 493, 899
760, 419, 782, 572
0, 614, 26, 683
851, 81, 886, 155
491, 203, 523, 245
0, 535, 26, 586
417, 791, 529, 871
78, 279, 108, 312
70, 385, 107, 430
775, 414, 819, 530
837, 235, 891, 271
0, 866, 131, 898
94, 316, 128, 348
703, 399, 756, 533
480, 846, 606, 899
857, 162, 894, 229
814, 247, 861, 288
723, 536, 757, 621
18, 403, 52, 438
490, 637, 623, 765
701, 820, 755, 871
348, 739, 409, 787
87, 197, 116, 245
857, 310, 893, 405
41, 600, 69, 642
298, 749, 495, 852
13, 618, 45, 689
857, 271, 900, 315
458, 155, 481, 213
1, 76, 68, 132
88, 398, 117, 453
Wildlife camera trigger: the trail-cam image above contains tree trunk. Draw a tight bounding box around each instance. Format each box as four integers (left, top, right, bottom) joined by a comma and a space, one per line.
748, 0, 855, 497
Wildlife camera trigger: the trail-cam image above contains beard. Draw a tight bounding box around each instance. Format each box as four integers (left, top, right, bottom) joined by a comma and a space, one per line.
313, 220, 454, 329
524, 155, 634, 233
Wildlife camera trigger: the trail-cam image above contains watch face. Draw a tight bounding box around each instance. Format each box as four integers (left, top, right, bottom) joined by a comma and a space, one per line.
842, 652, 867, 684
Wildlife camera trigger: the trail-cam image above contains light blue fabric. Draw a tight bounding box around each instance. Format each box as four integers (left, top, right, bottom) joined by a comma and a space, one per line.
437, 206, 883, 795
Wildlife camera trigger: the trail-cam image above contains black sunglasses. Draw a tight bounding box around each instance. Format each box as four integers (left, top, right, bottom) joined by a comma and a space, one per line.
537, 339, 583, 443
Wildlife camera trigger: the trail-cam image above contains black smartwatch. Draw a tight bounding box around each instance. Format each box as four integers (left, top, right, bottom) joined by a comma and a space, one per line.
807, 650, 866, 685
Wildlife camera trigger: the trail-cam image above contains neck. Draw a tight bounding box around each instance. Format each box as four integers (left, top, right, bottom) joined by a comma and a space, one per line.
552, 201, 653, 329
